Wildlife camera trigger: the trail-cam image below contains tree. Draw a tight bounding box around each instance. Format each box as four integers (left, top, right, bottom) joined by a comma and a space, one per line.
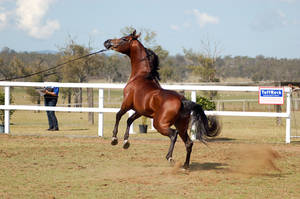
97, 54, 130, 82
59, 39, 98, 107
159, 65, 176, 82
184, 47, 221, 99
184, 48, 219, 83
25, 59, 56, 107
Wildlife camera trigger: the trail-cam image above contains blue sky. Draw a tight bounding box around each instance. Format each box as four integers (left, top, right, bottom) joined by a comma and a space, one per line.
0, 0, 299, 58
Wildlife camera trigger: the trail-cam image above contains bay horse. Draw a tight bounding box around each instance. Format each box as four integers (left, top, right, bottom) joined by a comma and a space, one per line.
104, 30, 220, 169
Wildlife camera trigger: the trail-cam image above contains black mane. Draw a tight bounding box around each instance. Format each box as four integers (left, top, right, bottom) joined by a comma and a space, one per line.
145, 48, 160, 81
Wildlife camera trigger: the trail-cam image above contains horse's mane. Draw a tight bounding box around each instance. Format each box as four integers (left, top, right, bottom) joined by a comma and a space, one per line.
145, 48, 160, 81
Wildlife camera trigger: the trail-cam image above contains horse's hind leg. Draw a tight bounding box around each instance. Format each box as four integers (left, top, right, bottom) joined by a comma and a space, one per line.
180, 133, 193, 169
111, 109, 128, 145
176, 117, 193, 169
166, 129, 178, 163
123, 112, 141, 149
154, 122, 178, 163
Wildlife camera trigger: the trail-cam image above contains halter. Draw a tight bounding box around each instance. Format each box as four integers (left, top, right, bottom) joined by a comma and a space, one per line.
112, 33, 138, 48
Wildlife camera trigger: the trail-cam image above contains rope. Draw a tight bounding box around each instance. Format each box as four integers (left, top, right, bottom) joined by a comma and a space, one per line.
0, 49, 108, 81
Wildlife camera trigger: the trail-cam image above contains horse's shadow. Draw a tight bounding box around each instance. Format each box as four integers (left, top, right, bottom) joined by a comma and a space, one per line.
189, 162, 228, 171
188, 162, 283, 177
207, 137, 236, 142
188, 162, 285, 178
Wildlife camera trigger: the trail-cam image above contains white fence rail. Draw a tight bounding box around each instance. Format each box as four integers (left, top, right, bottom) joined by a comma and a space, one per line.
0, 81, 293, 143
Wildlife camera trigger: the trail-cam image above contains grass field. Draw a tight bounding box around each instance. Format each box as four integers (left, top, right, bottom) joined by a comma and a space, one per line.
0, 86, 300, 198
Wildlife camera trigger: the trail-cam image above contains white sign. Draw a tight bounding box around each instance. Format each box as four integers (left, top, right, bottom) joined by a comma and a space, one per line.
259, 87, 284, 105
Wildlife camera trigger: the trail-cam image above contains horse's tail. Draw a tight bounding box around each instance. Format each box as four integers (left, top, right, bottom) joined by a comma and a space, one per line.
182, 99, 221, 143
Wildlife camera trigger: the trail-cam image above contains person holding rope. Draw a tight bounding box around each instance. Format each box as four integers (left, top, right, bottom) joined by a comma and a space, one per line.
42, 86, 59, 131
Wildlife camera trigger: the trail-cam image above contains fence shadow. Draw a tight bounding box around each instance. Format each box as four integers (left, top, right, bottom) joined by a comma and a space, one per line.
63, 128, 89, 131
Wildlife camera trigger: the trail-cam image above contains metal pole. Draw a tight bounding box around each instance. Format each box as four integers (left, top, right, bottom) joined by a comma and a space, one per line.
286, 91, 291, 143
98, 89, 104, 137
4, 86, 10, 134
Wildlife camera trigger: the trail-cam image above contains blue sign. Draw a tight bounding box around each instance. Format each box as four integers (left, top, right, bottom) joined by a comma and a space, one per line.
259, 87, 284, 105
260, 89, 283, 97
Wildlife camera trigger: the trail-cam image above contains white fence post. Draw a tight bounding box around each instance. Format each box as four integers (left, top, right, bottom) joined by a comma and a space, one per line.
191, 91, 196, 140
151, 119, 155, 130
191, 91, 196, 102
129, 110, 135, 134
4, 86, 10, 134
286, 91, 291, 143
98, 89, 104, 137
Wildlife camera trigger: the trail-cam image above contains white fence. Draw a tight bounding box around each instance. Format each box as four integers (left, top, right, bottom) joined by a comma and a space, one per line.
0, 81, 293, 143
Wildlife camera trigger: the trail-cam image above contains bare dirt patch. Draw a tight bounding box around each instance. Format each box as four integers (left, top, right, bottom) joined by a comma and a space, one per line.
229, 144, 282, 175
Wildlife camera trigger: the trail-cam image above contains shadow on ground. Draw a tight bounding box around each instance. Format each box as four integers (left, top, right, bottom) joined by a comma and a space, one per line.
189, 162, 228, 171
207, 137, 236, 142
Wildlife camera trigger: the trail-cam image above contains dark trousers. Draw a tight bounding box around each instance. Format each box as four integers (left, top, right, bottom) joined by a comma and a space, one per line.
44, 97, 58, 130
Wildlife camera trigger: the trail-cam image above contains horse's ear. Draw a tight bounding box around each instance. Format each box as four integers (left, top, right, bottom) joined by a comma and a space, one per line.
132, 29, 136, 36
131, 29, 140, 39
135, 32, 141, 39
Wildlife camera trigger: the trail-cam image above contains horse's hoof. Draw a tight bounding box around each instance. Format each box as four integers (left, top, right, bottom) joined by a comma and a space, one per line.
111, 137, 118, 145
182, 164, 190, 170
123, 140, 130, 149
168, 157, 175, 165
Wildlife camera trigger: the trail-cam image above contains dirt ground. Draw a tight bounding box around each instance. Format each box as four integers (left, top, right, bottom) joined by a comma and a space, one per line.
0, 134, 299, 199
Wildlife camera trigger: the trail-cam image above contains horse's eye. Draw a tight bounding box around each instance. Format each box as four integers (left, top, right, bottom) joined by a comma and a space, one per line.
122, 38, 128, 41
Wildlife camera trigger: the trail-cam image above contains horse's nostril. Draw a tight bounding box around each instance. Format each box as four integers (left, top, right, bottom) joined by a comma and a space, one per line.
104, 40, 112, 49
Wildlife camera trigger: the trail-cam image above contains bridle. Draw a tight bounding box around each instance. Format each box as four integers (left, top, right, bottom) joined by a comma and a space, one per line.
110, 36, 150, 65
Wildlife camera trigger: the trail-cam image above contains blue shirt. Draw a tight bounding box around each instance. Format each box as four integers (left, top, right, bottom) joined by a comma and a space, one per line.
53, 87, 59, 96
45, 86, 59, 96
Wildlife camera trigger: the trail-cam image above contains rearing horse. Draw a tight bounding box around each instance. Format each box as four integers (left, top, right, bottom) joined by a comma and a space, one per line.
104, 30, 219, 169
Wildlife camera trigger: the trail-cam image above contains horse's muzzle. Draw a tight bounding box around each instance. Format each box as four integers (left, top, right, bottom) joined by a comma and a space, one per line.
104, 39, 112, 49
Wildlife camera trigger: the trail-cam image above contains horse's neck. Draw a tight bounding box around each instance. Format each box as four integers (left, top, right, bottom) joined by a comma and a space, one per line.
128, 43, 150, 80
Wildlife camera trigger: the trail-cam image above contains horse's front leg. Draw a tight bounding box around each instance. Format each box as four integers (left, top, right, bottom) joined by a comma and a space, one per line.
111, 109, 128, 145
123, 112, 141, 149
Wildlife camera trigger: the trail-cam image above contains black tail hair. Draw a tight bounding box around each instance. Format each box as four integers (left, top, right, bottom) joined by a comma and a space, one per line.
182, 99, 221, 142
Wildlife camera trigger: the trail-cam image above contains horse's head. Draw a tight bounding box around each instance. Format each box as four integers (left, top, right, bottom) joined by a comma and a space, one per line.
104, 30, 141, 54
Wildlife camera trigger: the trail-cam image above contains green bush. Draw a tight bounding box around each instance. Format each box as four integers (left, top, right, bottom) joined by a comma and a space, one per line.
186, 94, 216, 110
196, 96, 216, 110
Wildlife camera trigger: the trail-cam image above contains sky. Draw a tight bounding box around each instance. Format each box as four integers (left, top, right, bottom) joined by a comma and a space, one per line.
0, 0, 300, 58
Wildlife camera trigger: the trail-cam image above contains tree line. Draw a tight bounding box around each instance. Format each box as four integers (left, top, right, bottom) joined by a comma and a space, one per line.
216, 55, 300, 82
